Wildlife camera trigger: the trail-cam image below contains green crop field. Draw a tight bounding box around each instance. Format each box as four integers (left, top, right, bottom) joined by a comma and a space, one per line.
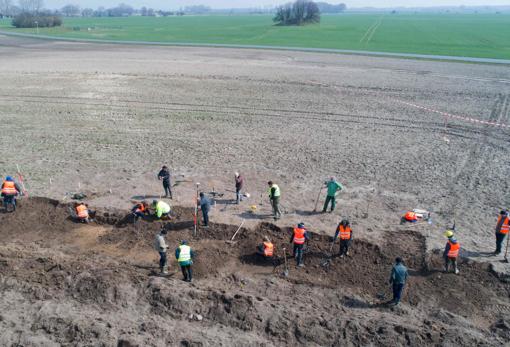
1, 13, 509, 59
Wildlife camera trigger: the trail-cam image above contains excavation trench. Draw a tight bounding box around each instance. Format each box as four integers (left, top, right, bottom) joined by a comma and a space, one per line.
0, 197, 509, 346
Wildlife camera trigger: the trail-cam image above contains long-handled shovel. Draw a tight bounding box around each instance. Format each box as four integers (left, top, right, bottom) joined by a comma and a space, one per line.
282, 247, 289, 277
321, 238, 337, 268
226, 220, 245, 245
313, 186, 323, 212
504, 234, 510, 263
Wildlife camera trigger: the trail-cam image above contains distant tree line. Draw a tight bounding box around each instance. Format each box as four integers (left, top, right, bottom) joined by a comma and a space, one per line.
316, 2, 346, 13
274, 0, 321, 26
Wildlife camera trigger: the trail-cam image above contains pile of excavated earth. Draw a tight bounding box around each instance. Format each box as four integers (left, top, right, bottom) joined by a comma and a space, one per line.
0, 197, 509, 346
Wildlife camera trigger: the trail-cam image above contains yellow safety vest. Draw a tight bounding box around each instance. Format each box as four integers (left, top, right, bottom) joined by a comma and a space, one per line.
178, 245, 191, 263
268, 184, 280, 198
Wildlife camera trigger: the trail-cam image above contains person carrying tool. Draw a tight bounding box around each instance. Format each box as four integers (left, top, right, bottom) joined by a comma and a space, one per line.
290, 223, 309, 267
334, 219, 353, 257
152, 199, 171, 220
73, 202, 92, 223
443, 230, 460, 274
256, 236, 274, 259
322, 177, 343, 213
131, 201, 149, 221
157, 165, 172, 199
175, 240, 195, 282
154, 229, 169, 274
494, 210, 510, 255
1, 176, 22, 211
198, 192, 211, 227
389, 257, 408, 305
267, 181, 281, 220
235, 172, 244, 204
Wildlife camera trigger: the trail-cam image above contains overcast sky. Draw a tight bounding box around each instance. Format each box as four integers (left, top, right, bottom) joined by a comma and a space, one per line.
43, 0, 510, 10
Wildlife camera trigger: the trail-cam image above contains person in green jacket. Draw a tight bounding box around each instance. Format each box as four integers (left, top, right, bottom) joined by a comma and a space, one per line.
322, 177, 343, 213
175, 240, 195, 282
152, 199, 171, 219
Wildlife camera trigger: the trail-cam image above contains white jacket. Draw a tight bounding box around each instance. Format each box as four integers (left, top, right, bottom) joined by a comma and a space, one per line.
154, 233, 168, 252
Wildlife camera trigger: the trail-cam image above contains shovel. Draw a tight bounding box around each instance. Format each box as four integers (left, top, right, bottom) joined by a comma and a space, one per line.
313, 186, 323, 212
226, 220, 245, 245
282, 247, 289, 277
320, 239, 336, 268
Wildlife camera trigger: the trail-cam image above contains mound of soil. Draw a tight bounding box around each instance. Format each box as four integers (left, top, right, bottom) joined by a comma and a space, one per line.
0, 197, 509, 346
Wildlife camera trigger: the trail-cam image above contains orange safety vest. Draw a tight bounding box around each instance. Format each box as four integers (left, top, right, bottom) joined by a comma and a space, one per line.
135, 203, 146, 213
263, 242, 274, 257
76, 204, 89, 219
293, 227, 306, 245
447, 241, 460, 258
338, 225, 352, 240
2, 181, 17, 195
497, 216, 510, 234
404, 211, 417, 221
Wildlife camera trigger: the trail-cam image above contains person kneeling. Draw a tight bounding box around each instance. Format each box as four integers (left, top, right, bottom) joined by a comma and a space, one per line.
74, 202, 93, 223
256, 237, 274, 260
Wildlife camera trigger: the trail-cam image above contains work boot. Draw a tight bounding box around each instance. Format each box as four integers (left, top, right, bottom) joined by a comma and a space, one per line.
162, 266, 168, 275
454, 267, 459, 275
298, 263, 304, 267
443, 265, 448, 273
345, 251, 350, 256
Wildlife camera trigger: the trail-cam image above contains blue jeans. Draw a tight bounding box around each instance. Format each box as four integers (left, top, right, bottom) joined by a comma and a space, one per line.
159, 252, 167, 268
392, 283, 405, 303
202, 208, 209, 226
293, 244, 304, 265
236, 188, 242, 203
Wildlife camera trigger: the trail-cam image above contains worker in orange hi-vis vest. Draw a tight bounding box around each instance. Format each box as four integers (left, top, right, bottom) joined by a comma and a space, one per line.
256, 236, 274, 259
289, 223, 310, 267
443, 230, 460, 275
1, 176, 23, 212
334, 219, 353, 257
495, 210, 510, 255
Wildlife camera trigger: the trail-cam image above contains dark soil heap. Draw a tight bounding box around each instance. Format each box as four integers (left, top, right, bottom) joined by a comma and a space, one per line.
0, 197, 509, 346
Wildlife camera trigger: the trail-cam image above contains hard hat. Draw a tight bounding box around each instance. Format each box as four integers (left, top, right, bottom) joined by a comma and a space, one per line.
444, 230, 454, 238
152, 200, 158, 205
298, 222, 305, 228
181, 240, 187, 245
5, 176, 13, 181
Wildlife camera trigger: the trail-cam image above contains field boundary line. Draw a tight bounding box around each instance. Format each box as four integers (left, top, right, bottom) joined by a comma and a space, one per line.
397, 100, 510, 128
0, 30, 509, 65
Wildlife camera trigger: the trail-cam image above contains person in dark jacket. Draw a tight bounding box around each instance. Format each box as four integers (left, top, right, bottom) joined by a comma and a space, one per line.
495, 210, 510, 255
235, 172, 244, 204
157, 165, 172, 199
175, 240, 195, 282
389, 257, 408, 305
199, 192, 211, 227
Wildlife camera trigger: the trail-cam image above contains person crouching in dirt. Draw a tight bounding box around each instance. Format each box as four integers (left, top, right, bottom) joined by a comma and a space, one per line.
443, 230, 460, 274
389, 257, 408, 305
152, 199, 171, 220
334, 219, 352, 257
400, 209, 430, 224
175, 240, 195, 282
290, 223, 309, 267
154, 229, 169, 274
256, 236, 274, 260
73, 202, 94, 223
131, 201, 149, 222
1, 176, 22, 212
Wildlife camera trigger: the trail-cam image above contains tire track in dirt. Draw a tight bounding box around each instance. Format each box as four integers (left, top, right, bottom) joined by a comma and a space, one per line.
1, 94, 505, 143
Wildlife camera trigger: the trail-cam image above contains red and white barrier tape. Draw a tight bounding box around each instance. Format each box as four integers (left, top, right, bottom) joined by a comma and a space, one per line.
397, 100, 509, 129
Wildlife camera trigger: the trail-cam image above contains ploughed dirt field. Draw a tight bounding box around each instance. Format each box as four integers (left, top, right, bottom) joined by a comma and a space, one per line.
1, 198, 510, 346
0, 35, 510, 345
